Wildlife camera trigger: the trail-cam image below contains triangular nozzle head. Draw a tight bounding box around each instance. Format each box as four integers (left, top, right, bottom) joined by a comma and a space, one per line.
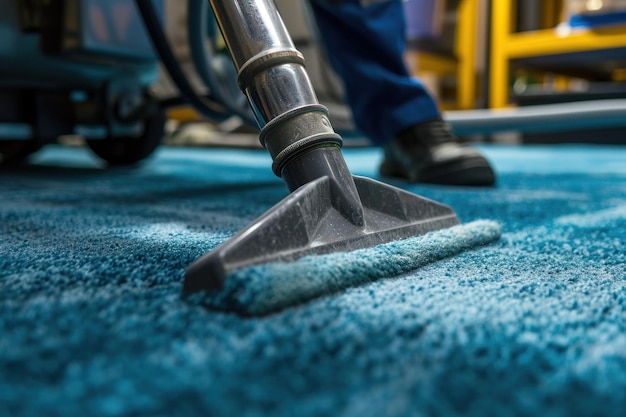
183, 175, 459, 292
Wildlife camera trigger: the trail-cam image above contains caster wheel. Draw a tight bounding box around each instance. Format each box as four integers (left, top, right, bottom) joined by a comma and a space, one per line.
87, 106, 166, 166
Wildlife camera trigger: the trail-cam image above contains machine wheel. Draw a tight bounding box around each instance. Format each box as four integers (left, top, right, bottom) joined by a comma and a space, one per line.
87, 107, 166, 166
0, 140, 42, 167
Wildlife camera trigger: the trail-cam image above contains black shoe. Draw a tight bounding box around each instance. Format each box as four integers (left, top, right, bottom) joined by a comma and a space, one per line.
379, 119, 496, 186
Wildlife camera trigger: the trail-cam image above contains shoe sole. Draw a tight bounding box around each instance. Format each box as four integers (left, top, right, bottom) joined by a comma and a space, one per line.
380, 156, 496, 186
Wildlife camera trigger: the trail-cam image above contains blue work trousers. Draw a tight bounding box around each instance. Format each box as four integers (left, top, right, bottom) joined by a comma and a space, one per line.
307, 0, 441, 145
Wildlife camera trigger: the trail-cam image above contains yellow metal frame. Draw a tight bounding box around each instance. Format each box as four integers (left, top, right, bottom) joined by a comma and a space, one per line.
490, 0, 626, 108
404, 0, 480, 110
456, 0, 479, 110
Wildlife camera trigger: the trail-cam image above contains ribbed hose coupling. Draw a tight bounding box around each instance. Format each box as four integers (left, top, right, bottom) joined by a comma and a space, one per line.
259, 104, 343, 178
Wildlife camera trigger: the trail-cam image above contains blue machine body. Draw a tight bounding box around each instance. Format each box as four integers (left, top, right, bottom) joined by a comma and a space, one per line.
0, 0, 165, 162
0, 0, 161, 90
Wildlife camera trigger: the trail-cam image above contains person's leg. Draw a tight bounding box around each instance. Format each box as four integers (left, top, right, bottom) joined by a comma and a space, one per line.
308, 0, 495, 186
308, 0, 440, 145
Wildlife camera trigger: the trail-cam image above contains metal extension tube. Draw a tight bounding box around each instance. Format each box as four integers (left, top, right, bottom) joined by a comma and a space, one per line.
208, 0, 363, 223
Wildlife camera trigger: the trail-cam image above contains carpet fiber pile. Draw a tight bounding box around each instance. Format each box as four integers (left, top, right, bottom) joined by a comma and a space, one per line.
1, 143, 625, 416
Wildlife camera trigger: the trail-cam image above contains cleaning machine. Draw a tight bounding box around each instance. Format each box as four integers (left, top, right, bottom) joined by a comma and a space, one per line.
1, 0, 472, 292
0, 0, 169, 166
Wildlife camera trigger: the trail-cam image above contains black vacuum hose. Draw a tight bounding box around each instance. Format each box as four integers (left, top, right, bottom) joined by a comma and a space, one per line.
134, 0, 231, 122
187, 0, 257, 127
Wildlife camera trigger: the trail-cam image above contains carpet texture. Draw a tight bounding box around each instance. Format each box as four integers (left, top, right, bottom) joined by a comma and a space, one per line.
201, 220, 501, 316
2, 143, 626, 416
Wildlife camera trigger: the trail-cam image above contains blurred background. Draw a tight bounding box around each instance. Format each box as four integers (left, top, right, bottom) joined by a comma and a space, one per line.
3, 0, 626, 165
163, 0, 626, 147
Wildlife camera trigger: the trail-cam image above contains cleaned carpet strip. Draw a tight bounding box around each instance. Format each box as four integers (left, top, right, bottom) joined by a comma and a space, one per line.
200, 220, 502, 315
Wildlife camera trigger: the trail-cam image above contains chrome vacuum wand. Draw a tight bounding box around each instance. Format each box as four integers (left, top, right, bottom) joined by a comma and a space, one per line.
208, 0, 364, 225
183, 0, 460, 291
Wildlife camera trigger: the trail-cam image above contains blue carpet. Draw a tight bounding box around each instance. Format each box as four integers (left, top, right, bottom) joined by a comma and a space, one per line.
202, 220, 501, 316
2, 143, 626, 416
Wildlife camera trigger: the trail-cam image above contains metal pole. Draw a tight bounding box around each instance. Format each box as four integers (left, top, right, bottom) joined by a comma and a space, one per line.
208, 0, 363, 225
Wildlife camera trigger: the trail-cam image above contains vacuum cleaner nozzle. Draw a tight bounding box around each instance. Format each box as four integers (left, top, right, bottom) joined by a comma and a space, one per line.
180, 0, 501, 311
187, 219, 502, 316
184, 172, 461, 293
